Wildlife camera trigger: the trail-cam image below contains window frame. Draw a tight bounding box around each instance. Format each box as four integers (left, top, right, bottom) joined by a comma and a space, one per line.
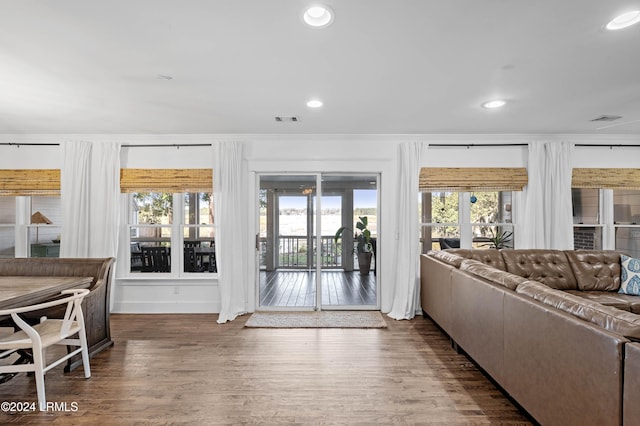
420, 191, 515, 251
125, 192, 216, 278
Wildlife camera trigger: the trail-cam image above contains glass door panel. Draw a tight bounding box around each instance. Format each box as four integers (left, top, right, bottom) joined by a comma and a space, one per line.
257, 174, 379, 310
259, 175, 316, 309
320, 175, 378, 308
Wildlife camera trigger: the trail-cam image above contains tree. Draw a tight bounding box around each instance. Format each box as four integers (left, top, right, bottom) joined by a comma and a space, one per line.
134, 192, 173, 224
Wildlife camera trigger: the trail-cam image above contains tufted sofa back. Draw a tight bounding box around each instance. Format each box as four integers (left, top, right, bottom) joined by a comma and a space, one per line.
564, 250, 621, 291
442, 249, 507, 271
500, 249, 578, 290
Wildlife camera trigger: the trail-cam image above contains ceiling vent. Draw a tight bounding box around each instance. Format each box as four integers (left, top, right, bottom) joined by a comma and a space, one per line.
275, 116, 299, 122
590, 115, 622, 122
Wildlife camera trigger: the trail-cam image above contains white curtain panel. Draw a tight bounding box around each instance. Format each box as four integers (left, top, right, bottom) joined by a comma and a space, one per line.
515, 141, 546, 249
213, 141, 248, 323
388, 141, 425, 320
89, 142, 121, 257
544, 141, 574, 249
61, 141, 92, 257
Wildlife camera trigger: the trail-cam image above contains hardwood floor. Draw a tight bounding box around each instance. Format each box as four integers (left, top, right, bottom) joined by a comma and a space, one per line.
0, 314, 531, 425
260, 270, 377, 307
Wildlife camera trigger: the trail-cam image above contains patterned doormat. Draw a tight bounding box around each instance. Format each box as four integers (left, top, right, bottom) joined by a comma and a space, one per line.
245, 311, 387, 328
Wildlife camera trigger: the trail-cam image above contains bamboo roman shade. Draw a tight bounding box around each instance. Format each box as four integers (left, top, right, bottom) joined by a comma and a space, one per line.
572, 168, 640, 189
120, 169, 213, 193
419, 167, 528, 191
0, 169, 60, 196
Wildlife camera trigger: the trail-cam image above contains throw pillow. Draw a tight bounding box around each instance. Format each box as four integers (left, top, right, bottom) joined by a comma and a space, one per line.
619, 254, 640, 296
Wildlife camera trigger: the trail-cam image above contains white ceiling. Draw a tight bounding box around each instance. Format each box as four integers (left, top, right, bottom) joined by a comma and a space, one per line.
1, 0, 640, 135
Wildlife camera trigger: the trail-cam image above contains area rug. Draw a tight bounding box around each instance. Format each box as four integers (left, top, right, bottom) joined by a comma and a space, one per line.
244, 311, 387, 328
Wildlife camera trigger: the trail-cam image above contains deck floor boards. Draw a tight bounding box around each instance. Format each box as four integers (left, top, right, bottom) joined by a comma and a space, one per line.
259, 270, 376, 307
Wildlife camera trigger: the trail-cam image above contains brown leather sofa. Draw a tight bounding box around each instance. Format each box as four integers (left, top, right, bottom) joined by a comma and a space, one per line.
421, 249, 640, 426
0, 257, 115, 371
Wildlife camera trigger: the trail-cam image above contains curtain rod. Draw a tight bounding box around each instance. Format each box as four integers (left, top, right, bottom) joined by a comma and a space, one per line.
123, 144, 212, 148
0, 143, 60, 147
0, 143, 212, 148
429, 143, 528, 147
575, 144, 640, 148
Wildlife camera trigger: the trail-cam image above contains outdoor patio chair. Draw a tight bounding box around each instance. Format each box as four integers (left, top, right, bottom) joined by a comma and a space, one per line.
141, 246, 170, 272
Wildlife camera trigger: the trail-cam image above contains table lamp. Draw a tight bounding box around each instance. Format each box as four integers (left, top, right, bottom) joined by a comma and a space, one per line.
30, 211, 52, 244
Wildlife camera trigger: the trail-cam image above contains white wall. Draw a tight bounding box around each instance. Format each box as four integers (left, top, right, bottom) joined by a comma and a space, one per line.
1, 133, 639, 314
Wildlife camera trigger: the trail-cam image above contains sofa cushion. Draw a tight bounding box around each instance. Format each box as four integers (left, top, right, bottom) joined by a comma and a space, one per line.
441, 249, 507, 270
620, 254, 640, 296
500, 249, 578, 290
517, 281, 640, 340
564, 250, 621, 291
460, 259, 527, 290
426, 250, 465, 268
565, 290, 640, 313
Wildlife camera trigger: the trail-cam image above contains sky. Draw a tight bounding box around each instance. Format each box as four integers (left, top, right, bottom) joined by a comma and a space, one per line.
278, 190, 377, 210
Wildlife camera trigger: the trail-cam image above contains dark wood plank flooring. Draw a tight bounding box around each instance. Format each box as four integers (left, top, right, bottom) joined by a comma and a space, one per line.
0, 314, 531, 424
259, 270, 377, 307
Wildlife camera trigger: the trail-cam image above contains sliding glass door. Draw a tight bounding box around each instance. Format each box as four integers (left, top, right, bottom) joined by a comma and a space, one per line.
257, 174, 378, 310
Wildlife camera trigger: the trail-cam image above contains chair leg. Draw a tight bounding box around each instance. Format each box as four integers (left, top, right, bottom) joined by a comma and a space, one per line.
31, 346, 46, 410
79, 330, 91, 378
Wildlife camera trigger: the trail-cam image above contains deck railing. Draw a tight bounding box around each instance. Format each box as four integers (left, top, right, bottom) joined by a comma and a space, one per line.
260, 235, 343, 269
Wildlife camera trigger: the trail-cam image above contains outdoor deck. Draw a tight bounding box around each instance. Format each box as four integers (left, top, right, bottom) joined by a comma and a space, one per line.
259, 270, 376, 307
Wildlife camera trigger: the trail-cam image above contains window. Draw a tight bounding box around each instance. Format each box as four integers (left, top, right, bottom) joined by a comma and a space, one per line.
614, 189, 640, 259
121, 168, 214, 276
420, 191, 513, 252
419, 191, 460, 253
418, 167, 524, 252
29, 196, 62, 258
572, 188, 602, 250
572, 168, 640, 257
470, 191, 513, 249
0, 169, 62, 258
0, 197, 15, 258
128, 192, 215, 274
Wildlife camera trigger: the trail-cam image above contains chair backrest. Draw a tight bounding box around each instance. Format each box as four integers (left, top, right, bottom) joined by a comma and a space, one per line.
0, 288, 90, 340
141, 246, 170, 272
184, 241, 201, 248
439, 238, 461, 249
183, 247, 198, 272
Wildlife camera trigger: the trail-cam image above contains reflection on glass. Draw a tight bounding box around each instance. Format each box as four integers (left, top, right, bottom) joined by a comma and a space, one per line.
574, 226, 602, 251
0, 227, 15, 258
572, 188, 599, 224
614, 189, 640, 224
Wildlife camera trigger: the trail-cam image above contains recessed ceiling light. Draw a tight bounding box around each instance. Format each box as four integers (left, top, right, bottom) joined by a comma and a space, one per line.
306, 99, 323, 108
606, 11, 640, 30
303, 5, 334, 28
481, 100, 506, 109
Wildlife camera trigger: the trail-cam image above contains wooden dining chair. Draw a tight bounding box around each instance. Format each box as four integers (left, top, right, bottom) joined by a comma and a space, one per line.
140, 246, 170, 272
0, 289, 91, 410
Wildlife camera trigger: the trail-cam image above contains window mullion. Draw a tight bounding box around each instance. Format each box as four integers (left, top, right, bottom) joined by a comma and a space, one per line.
602, 189, 615, 250
460, 192, 472, 249
173, 193, 185, 276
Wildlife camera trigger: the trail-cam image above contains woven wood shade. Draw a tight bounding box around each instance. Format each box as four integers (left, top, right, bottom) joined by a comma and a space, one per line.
572, 168, 640, 189
419, 167, 528, 191
120, 169, 213, 193
0, 169, 60, 196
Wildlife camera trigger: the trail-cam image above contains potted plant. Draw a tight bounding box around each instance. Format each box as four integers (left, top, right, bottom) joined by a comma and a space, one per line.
334, 216, 374, 275
482, 228, 513, 249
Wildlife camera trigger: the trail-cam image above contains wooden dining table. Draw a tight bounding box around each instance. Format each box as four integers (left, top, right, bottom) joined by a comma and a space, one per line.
0, 276, 93, 384
0, 276, 92, 311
